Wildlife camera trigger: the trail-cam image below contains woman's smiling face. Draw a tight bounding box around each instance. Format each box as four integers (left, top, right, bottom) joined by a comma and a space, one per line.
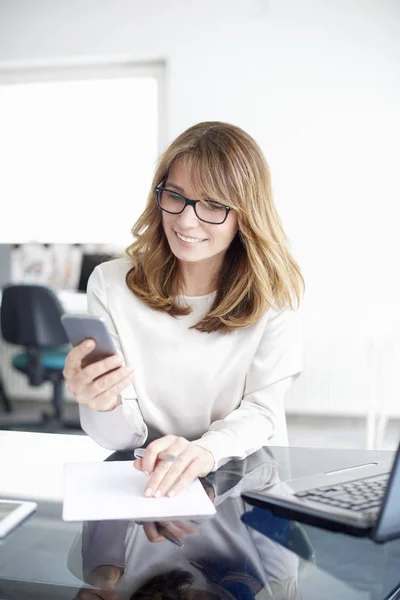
160, 157, 238, 267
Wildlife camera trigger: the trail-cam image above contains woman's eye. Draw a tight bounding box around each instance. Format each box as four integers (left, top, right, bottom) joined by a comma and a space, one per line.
204, 201, 224, 211
168, 191, 182, 201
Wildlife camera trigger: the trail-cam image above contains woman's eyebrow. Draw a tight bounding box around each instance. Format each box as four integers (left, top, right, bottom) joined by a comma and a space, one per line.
166, 181, 214, 201
165, 181, 186, 193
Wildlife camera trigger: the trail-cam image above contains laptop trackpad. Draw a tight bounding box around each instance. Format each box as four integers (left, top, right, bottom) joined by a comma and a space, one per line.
325, 462, 378, 475
288, 459, 392, 492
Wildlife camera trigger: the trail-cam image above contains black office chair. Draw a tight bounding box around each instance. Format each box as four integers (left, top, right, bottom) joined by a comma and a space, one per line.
0, 284, 76, 431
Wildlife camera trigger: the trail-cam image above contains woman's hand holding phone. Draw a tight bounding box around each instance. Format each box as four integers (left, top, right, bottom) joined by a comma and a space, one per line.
63, 340, 135, 412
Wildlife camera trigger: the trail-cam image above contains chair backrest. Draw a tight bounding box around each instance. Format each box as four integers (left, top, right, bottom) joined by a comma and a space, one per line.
78, 253, 113, 292
1, 284, 69, 348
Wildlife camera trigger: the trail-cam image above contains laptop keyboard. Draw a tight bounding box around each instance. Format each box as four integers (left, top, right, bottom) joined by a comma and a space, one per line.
295, 474, 389, 513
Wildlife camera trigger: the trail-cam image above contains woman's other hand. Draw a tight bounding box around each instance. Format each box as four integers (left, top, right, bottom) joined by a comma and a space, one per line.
63, 340, 135, 412
86, 565, 123, 590
74, 564, 123, 600
133, 435, 214, 497
137, 520, 199, 544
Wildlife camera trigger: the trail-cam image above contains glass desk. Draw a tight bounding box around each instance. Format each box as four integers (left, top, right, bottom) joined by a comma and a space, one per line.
0, 440, 399, 600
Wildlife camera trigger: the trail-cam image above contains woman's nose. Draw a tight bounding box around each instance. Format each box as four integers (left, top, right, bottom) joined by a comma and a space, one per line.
176, 203, 200, 227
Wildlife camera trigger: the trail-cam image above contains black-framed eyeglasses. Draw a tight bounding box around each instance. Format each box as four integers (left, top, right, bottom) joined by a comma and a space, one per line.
155, 186, 232, 225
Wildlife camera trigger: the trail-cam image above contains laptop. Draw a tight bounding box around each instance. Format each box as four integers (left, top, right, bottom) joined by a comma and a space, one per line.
242, 443, 400, 543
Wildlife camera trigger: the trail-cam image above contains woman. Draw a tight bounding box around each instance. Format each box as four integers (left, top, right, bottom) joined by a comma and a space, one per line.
63, 121, 304, 499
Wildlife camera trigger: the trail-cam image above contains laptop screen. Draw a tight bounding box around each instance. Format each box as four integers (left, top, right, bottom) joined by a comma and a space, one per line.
373, 443, 400, 542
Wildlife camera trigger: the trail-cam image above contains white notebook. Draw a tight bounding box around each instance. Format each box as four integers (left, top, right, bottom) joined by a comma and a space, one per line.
63, 461, 216, 521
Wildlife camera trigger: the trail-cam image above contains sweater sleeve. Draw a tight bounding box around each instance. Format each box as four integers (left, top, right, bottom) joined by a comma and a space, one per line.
192, 307, 303, 471
78, 265, 148, 451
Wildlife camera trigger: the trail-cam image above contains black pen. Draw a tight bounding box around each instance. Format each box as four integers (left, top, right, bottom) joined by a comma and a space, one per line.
155, 522, 184, 547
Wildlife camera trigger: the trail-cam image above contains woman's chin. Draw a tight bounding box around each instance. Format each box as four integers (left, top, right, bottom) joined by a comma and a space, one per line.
169, 239, 209, 261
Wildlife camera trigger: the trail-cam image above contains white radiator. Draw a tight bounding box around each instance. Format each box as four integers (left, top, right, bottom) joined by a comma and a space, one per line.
285, 335, 400, 417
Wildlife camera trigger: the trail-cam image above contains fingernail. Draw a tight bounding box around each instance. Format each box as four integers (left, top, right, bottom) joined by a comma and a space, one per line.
154, 489, 161, 498
144, 487, 152, 497
86, 340, 94, 348
167, 490, 175, 498
144, 471, 149, 476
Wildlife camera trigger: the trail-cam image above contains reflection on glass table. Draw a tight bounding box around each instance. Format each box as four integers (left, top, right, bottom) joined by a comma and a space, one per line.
0, 440, 399, 600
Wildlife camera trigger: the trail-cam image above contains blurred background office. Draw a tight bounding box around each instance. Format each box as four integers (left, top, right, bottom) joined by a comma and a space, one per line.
0, 0, 399, 449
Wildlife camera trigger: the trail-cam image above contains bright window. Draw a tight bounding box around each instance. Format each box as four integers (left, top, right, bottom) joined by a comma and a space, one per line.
0, 63, 163, 246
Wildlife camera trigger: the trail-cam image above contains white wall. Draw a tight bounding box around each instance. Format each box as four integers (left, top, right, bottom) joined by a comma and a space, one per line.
1, 0, 399, 414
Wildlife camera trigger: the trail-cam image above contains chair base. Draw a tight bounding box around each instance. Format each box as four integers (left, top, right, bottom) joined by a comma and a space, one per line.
0, 368, 75, 431
0, 411, 82, 433
0, 376, 12, 413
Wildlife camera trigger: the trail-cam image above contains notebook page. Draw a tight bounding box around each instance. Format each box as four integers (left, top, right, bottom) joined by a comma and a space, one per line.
63, 461, 216, 521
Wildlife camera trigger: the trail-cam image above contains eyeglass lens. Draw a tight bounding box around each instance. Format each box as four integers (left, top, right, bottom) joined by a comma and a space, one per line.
159, 189, 227, 224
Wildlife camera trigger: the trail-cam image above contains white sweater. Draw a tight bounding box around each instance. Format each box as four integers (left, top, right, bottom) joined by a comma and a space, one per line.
79, 258, 303, 470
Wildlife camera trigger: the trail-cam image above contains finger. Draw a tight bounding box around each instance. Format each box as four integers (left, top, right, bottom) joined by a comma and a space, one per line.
133, 458, 150, 476
84, 364, 133, 401
150, 442, 193, 497
133, 457, 143, 471
69, 358, 126, 397
158, 520, 198, 538
144, 460, 175, 498
144, 438, 189, 497
63, 339, 95, 378
75, 367, 127, 407
142, 522, 166, 543
166, 458, 203, 497
76, 354, 124, 387
141, 435, 177, 475
86, 370, 135, 410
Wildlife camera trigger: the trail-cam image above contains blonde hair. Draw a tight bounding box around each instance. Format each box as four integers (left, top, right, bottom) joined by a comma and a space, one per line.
125, 121, 304, 334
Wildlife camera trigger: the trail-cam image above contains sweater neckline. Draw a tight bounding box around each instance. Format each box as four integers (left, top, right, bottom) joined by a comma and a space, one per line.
178, 290, 217, 301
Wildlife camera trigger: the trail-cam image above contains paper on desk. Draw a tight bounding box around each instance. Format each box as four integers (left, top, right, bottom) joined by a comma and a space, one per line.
63, 461, 216, 521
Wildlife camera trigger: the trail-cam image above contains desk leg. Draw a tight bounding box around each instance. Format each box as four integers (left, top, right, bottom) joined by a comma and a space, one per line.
53, 377, 64, 421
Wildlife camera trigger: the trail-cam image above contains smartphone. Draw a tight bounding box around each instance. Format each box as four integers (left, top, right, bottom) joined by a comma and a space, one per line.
0, 500, 37, 539
61, 314, 119, 368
